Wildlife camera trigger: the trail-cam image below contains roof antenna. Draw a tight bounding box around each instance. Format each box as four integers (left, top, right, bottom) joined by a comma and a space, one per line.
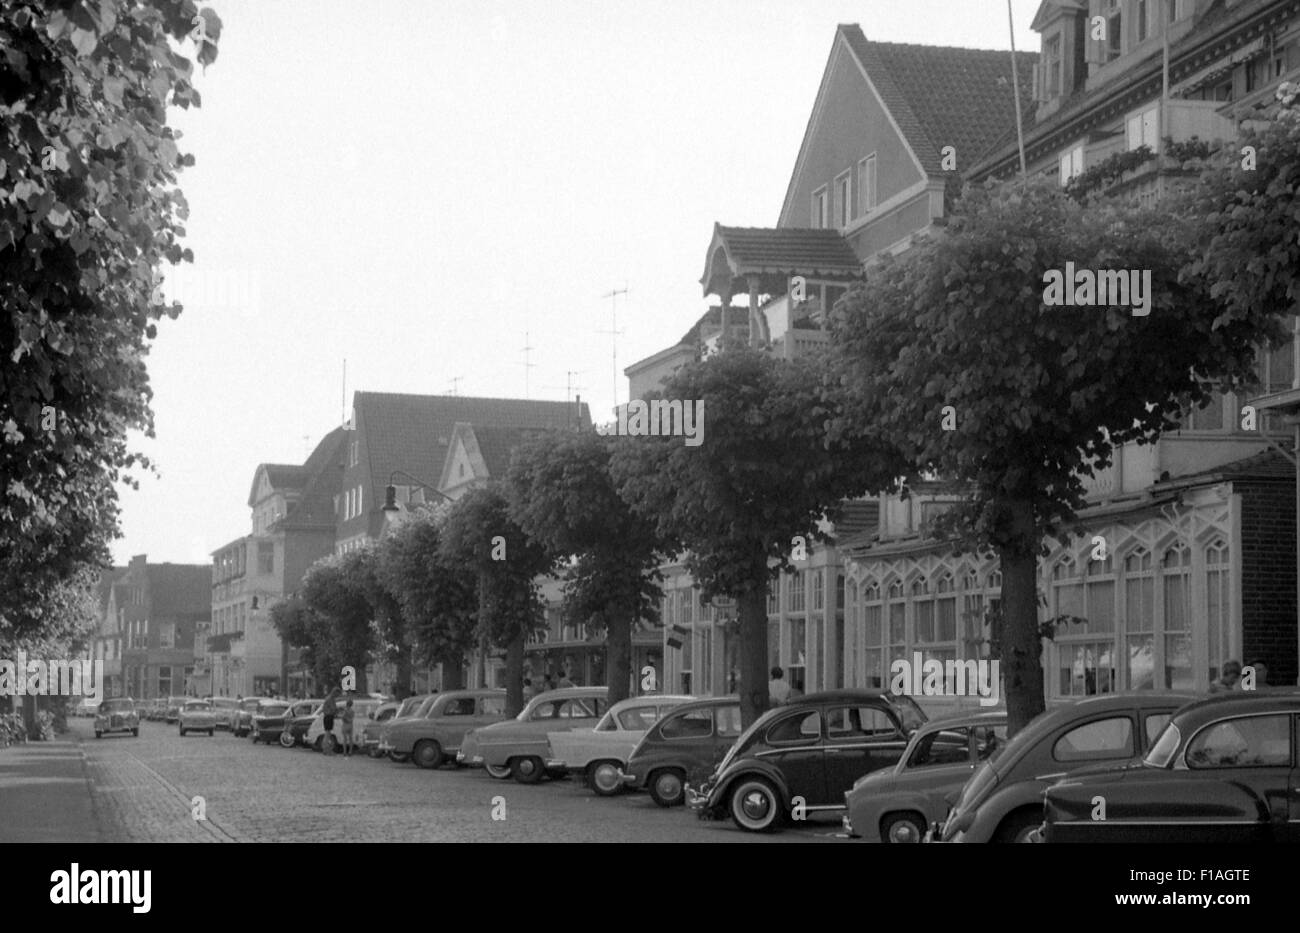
599, 285, 628, 409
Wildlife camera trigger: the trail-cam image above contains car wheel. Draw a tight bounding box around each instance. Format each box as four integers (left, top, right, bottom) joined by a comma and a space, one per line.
366, 744, 385, 759
995, 810, 1044, 844
510, 756, 545, 784
279, 730, 296, 749
729, 778, 783, 833
484, 763, 511, 780
316, 734, 336, 754
881, 813, 926, 844
588, 761, 624, 797
413, 740, 444, 769
208, 729, 214, 737
648, 770, 685, 807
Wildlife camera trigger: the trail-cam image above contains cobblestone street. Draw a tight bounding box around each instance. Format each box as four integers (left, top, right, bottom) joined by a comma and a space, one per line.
13, 719, 849, 843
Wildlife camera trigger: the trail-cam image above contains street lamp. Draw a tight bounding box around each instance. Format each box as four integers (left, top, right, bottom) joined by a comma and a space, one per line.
383, 470, 454, 512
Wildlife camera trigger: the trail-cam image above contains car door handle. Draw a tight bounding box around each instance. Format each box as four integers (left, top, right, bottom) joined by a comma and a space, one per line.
825, 747, 842, 754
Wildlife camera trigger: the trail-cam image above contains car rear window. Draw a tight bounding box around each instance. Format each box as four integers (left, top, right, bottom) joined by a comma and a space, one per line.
661, 708, 712, 739
1052, 716, 1134, 763
907, 727, 971, 768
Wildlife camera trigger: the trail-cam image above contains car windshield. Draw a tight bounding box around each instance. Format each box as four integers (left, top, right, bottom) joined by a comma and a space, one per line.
259, 704, 290, 716
102, 699, 134, 712
184, 701, 210, 710
1143, 723, 1182, 768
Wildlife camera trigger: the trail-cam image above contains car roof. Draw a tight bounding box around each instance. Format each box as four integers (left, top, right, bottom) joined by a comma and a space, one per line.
1170, 689, 1300, 724
1013, 691, 1199, 743
435, 689, 506, 700
607, 694, 694, 713
661, 695, 739, 714
799, 688, 913, 704
916, 709, 1008, 732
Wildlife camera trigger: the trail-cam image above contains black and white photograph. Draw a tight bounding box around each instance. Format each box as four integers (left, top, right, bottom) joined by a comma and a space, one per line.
2, 0, 1298, 908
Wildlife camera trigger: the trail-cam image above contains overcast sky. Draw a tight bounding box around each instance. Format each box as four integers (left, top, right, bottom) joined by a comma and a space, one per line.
113, 0, 1043, 566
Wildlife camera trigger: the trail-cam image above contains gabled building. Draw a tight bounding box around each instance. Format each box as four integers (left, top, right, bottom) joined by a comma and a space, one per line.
90, 567, 127, 697
841, 0, 1300, 705
207, 427, 349, 698
103, 556, 210, 701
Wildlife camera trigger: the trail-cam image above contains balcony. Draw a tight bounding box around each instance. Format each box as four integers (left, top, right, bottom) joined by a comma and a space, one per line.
777, 327, 830, 360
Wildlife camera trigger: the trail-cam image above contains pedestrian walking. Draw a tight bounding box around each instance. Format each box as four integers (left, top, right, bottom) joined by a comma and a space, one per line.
340, 699, 355, 757
320, 687, 340, 755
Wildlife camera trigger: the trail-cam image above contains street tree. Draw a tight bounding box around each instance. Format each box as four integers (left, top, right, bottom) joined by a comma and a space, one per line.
610, 348, 866, 727
506, 429, 666, 706
439, 485, 554, 715
377, 510, 477, 692
1, 0, 220, 640
298, 549, 380, 693
828, 176, 1286, 734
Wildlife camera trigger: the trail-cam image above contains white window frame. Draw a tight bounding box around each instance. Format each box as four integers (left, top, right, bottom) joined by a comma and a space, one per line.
1126, 105, 1159, 151
1059, 144, 1085, 185
834, 170, 852, 228
811, 185, 829, 229
858, 154, 877, 216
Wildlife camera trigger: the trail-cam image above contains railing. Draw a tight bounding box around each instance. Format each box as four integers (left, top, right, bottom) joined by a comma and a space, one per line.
778, 328, 831, 359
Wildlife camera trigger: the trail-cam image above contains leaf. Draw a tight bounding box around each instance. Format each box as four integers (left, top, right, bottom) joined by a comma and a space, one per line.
70, 27, 97, 57
102, 76, 125, 107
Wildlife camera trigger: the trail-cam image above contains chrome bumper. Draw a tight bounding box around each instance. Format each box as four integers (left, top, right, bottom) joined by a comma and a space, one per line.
685, 782, 713, 812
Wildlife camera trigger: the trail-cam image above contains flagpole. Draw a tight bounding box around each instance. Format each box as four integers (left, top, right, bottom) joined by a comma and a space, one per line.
1007, 0, 1028, 178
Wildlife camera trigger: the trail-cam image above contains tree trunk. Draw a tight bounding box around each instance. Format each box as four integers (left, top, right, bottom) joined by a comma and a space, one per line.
605, 611, 632, 705
441, 656, 465, 691
737, 586, 770, 728
395, 649, 412, 698
504, 632, 525, 716
998, 498, 1045, 737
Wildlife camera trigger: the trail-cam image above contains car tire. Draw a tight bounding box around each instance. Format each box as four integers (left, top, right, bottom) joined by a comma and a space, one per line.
366, 745, 384, 759
881, 813, 927, 844
729, 778, 783, 833
280, 730, 296, 749
388, 751, 410, 764
510, 756, 545, 784
413, 740, 445, 769
588, 761, 624, 797
208, 729, 214, 737
485, 763, 512, 780
316, 734, 336, 754
994, 810, 1044, 844
648, 770, 685, 807
251, 731, 258, 744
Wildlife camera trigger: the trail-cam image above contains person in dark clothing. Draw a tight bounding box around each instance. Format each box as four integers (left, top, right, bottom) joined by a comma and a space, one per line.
320, 688, 340, 753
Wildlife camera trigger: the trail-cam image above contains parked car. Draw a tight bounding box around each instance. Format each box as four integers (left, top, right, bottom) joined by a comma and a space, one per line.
623, 696, 744, 807
356, 699, 403, 753
249, 699, 295, 744
163, 696, 187, 724
279, 700, 323, 748
941, 691, 1196, 843
457, 687, 609, 783
304, 696, 386, 752
143, 698, 165, 722
843, 710, 1008, 842
209, 697, 239, 730
178, 699, 217, 736
547, 694, 695, 795
371, 694, 436, 760
230, 696, 269, 737
381, 689, 509, 768
688, 689, 928, 832
1042, 690, 1300, 843
94, 697, 140, 738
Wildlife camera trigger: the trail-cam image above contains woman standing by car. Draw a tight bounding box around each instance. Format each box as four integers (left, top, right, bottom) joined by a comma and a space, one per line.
340, 699, 355, 757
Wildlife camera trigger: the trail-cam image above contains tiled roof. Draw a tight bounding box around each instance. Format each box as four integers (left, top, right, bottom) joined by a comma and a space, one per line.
1154, 448, 1295, 490
839, 25, 1039, 174
471, 425, 544, 479
262, 464, 308, 489
712, 225, 863, 275
356, 392, 591, 538
146, 564, 212, 618
280, 427, 348, 529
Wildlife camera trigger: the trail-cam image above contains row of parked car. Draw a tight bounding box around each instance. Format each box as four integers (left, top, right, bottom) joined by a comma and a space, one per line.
114, 683, 1300, 841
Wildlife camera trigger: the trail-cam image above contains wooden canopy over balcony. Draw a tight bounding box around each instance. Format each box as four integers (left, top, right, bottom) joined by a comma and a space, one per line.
699, 223, 863, 300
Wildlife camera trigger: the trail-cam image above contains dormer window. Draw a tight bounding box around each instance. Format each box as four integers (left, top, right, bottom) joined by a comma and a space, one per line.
811, 186, 828, 229
858, 154, 877, 215
1044, 34, 1062, 97
1135, 0, 1152, 42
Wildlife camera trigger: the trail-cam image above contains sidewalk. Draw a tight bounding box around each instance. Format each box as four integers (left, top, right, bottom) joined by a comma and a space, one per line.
0, 733, 102, 842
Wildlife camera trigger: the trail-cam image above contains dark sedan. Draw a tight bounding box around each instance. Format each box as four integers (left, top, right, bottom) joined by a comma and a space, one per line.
622, 696, 743, 807
279, 700, 323, 748
249, 700, 295, 745
941, 691, 1196, 843
1043, 691, 1300, 843
688, 689, 928, 832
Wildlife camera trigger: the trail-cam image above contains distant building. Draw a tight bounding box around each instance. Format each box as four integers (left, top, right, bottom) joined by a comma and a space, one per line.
95, 555, 209, 701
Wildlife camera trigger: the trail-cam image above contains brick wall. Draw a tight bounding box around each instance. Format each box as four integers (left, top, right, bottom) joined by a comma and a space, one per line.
1238, 479, 1298, 688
